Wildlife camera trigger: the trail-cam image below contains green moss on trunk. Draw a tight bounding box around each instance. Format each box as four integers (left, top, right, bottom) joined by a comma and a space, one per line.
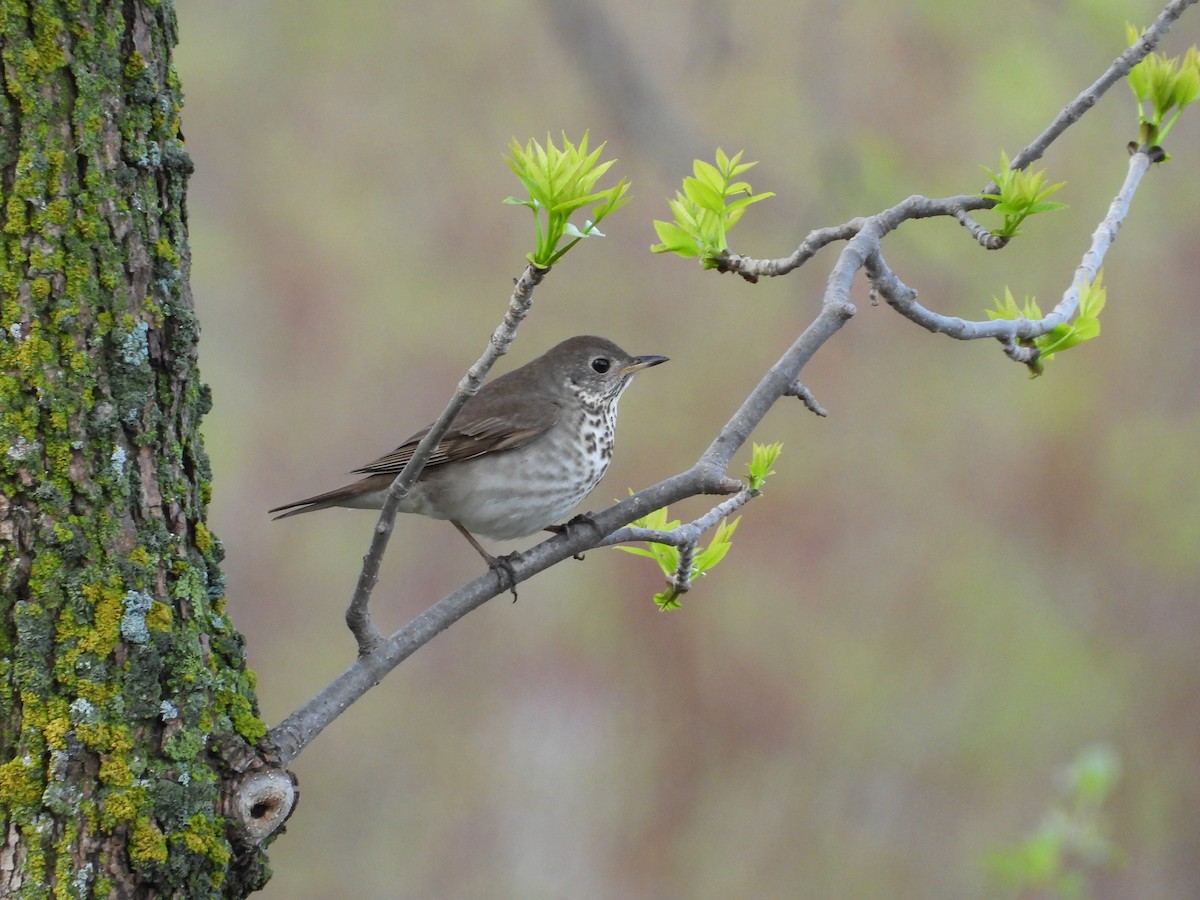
0, 2, 269, 895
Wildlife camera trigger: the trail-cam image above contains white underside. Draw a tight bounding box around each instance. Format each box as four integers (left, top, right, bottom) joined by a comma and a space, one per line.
346, 449, 609, 541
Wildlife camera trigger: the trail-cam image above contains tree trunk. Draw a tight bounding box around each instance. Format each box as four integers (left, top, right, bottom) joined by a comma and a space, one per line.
0, 2, 277, 895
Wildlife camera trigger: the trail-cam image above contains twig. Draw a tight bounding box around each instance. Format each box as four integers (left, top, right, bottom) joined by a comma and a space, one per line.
954, 208, 1009, 250
599, 487, 760, 553
877, 149, 1156, 351
344, 265, 546, 654
786, 381, 828, 416
716, 220, 867, 281
603, 488, 760, 595
709, 0, 1195, 284
1003, 0, 1195, 175
270, 466, 732, 763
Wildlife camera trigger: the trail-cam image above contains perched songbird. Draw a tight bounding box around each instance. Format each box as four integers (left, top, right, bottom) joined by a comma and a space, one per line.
269, 335, 668, 563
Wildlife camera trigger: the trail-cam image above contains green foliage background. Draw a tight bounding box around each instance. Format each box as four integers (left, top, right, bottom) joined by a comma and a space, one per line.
177, 2, 1200, 897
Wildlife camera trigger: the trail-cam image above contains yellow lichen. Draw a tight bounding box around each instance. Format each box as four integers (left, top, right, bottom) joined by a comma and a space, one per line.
130, 817, 168, 866
179, 813, 232, 870
98, 756, 133, 789
193, 522, 213, 555
124, 49, 146, 80
146, 600, 173, 632
43, 715, 70, 750
0, 757, 43, 807
77, 579, 123, 657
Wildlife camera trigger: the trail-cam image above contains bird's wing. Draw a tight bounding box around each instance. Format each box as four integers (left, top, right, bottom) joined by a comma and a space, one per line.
351, 400, 559, 477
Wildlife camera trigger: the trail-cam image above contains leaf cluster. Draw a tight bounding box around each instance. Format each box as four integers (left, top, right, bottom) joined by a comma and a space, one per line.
978, 152, 1067, 239
651, 149, 774, 268
1126, 24, 1200, 149
617, 443, 781, 609
747, 441, 783, 492
505, 132, 630, 269
986, 744, 1121, 898
986, 273, 1106, 377
618, 510, 739, 611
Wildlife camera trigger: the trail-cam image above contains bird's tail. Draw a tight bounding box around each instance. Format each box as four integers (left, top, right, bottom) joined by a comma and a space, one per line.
268, 473, 394, 519
268, 493, 344, 519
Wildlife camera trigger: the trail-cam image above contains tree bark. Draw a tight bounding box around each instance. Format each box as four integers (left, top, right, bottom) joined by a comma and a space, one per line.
0, 2, 275, 896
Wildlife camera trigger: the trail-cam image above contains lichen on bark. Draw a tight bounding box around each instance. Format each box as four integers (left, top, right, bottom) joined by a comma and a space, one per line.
0, 2, 270, 896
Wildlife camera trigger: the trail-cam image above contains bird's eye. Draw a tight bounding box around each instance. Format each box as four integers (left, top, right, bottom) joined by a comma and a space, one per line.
591, 357, 611, 374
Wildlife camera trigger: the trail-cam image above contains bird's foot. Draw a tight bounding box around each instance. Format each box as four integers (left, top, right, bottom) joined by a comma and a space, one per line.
453, 521, 520, 600
546, 512, 604, 560
488, 551, 521, 602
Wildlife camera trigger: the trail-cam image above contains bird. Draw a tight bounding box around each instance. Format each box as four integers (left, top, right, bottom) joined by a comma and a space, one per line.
269, 335, 668, 567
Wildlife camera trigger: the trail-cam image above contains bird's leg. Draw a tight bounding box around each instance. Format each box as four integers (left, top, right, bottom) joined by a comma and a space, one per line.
545, 512, 605, 560
452, 521, 519, 601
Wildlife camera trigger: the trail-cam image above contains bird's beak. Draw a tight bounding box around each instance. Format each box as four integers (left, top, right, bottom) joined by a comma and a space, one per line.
619, 354, 669, 375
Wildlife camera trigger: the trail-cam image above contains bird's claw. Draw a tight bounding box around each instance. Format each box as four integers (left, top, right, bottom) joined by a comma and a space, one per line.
489, 552, 520, 602
548, 512, 604, 539
547, 513, 604, 560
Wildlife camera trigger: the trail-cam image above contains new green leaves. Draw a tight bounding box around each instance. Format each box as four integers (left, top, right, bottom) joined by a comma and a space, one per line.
979, 153, 1066, 239
618, 509, 740, 611
618, 443, 782, 610
1126, 24, 1199, 150
986, 745, 1121, 897
651, 149, 774, 268
505, 132, 630, 269
747, 441, 783, 492
986, 273, 1107, 377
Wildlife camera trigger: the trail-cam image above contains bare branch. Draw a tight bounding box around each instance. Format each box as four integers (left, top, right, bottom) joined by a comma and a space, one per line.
712, 0, 1194, 282
721, 194, 1000, 282
954, 208, 1010, 250
1004, 0, 1196, 175
344, 265, 546, 653
786, 381, 828, 417
716, 219, 866, 281
878, 148, 1156, 350
668, 543, 696, 595
270, 466, 729, 763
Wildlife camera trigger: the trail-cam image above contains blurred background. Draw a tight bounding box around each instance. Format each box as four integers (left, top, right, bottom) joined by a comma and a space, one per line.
175, 1, 1200, 897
